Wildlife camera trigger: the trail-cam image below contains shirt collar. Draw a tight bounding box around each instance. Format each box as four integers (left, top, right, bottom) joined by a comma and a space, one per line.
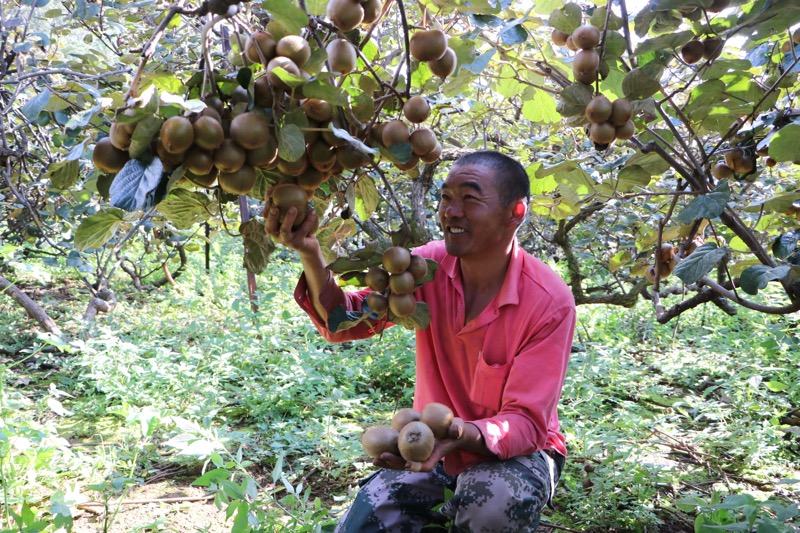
442, 238, 523, 309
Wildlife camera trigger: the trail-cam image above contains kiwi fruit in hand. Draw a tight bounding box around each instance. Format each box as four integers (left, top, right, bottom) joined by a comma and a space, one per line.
398, 421, 435, 462
361, 426, 400, 458
391, 408, 421, 431
420, 402, 454, 439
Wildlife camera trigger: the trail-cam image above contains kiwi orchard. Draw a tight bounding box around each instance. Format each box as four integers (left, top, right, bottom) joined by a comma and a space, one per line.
1, 0, 800, 330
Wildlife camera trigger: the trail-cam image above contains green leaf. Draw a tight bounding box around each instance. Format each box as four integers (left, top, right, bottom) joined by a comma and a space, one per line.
156, 189, 213, 230
616, 165, 651, 192
768, 124, 800, 163
303, 79, 348, 106
384, 142, 413, 164
277, 123, 306, 162
463, 49, 496, 75
21, 89, 51, 121
556, 83, 593, 117
262, 0, 309, 36
271, 66, 307, 88
549, 2, 582, 33
739, 265, 791, 295
673, 243, 727, 284
589, 6, 623, 30
622, 68, 662, 100
674, 180, 730, 224
765, 381, 788, 392
634, 30, 694, 56
772, 232, 799, 260
128, 115, 163, 159
522, 90, 560, 124
355, 176, 380, 221
46, 160, 80, 190
500, 23, 528, 45
240, 219, 276, 274
327, 304, 373, 333
74, 208, 124, 251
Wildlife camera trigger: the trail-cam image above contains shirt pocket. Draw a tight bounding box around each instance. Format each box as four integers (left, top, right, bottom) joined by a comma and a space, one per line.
469, 351, 512, 412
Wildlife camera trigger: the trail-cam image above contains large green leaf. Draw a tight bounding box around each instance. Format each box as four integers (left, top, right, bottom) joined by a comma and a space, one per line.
634, 30, 694, 56
240, 219, 276, 275
739, 265, 791, 295
556, 83, 593, 117
768, 124, 800, 163
772, 231, 799, 260
21, 89, 51, 121
355, 176, 380, 221
673, 243, 728, 284
262, 0, 308, 36
156, 189, 213, 230
74, 208, 124, 251
277, 123, 306, 162
303, 80, 348, 106
674, 180, 730, 224
548, 3, 582, 34
622, 68, 661, 100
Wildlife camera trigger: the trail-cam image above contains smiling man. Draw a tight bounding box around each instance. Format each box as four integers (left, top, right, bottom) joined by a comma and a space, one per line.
264, 150, 576, 532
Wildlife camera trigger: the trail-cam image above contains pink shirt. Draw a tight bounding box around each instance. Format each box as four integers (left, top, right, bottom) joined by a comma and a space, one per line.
294, 239, 576, 475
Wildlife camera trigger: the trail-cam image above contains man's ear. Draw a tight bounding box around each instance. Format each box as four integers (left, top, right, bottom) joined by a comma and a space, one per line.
508, 200, 527, 226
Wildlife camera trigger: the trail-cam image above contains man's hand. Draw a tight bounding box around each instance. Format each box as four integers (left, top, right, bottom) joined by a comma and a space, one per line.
373, 418, 470, 473
263, 195, 319, 257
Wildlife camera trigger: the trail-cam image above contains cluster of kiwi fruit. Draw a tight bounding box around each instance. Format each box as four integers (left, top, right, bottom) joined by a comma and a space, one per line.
369, 95, 442, 171
712, 146, 759, 182
326, 0, 382, 32
364, 246, 428, 318
645, 243, 679, 282
584, 94, 634, 145
410, 29, 457, 79
679, 37, 723, 65
551, 24, 602, 86
361, 402, 454, 468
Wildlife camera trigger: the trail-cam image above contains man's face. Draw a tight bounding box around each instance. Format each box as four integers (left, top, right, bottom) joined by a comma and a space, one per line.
437, 163, 512, 260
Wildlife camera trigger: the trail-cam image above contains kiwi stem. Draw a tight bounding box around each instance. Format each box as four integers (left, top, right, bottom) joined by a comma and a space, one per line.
394, 0, 412, 98
617, 0, 636, 67
595, 0, 613, 93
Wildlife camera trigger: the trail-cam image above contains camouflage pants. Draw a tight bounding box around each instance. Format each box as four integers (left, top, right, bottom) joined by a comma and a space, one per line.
335, 451, 564, 532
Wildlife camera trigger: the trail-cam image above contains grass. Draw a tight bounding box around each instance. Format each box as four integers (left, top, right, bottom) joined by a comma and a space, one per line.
1, 235, 799, 532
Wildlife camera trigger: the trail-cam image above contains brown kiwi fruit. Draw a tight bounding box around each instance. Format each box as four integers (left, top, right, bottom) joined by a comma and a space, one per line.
361, 426, 399, 458
266, 57, 301, 89
245, 30, 277, 64
193, 115, 225, 151
327, 0, 365, 32
394, 154, 419, 171
326, 39, 358, 75
362, 0, 381, 24
93, 137, 130, 173
366, 291, 389, 314
589, 122, 616, 144
187, 167, 218, 188
409, 128, 438, 156
398, 421, 435, 462
572, 25, 601, 50
214, 139, 247, 173
409, 29, 448, 62
428, 47, 457, 78
565, 35, 579, 52
703, 37, 723, 60
712, 162, 734, 179
609, 98, 633, 127
365, 266, 390, 291
109, 122, 132, 150
276, 35, 311, 68
407, 254, 427, 281
383, 246, 411, 273
659, 243, 675, 263
765, 157, 777, 167
230, 112, 271, 150
389, 271, 415, 295
420, 402, 454, 439
681, 40, 704, 64
388, 293, 416, 317
573, 49, 599, 85
733, 155, 755, 175
420, 143, 442, 163
296, 166, 328, 191
271, 183, 309, 228
308, 140, 337, 169
218, 164, 256, 195
336, 144, 368, 169
551, 29, 569, 47
615, 120, 635, 140
246, 136, 279, 168
156, 141, 186, 165
381, 120, 410, 147
724, 147, 744, 169
277, 154, 309, 176
707, 0, 730, 12
391, 408, 421, 432
585, 95, 613, 124
185, 147, 215, 176
403, 96, 431, 124
303, 99, 333, 122
254, 76, 276, 108
160, 116, 194, 154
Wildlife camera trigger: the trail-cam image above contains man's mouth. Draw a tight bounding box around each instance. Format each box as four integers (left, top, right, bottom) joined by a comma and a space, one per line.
448, 227, 466, 234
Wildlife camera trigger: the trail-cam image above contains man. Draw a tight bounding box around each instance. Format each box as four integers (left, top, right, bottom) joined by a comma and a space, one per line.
264, 151, 576, 532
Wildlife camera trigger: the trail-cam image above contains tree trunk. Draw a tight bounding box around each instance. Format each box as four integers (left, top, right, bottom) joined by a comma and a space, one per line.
0, 274, 63, 336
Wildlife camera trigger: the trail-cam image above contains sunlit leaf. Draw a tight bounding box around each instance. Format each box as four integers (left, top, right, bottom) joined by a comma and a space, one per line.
74, 208, 124, 251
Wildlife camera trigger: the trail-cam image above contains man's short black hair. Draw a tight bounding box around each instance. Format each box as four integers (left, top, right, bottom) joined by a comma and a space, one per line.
451, 150, 530, 207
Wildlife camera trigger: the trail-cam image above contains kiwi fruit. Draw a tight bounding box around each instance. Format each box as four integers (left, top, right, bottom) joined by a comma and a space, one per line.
266, 56, 301, 89
93, 137, 130, 173
246, 137, 279, 168
185, 147, 215, 175
756, 145, 770, 157
230, 112, 270, 150
388, 293, 416, 317
296, 166, 328, 191
765, 157, 777, 167
410, 29, 448, 62
703, 37, 723, 60
408, 254, 427, 281
712, 162, 733, 179
565, 35, 579, 52
609, 98, 633, 126
361, 426, 399, 458
420, 143, 442, 163
271, 183, 309, 228
589, 122, 616, 144
403, 96, 431, 124
116, 107, 140, 135
337, 143, 368, 169
254, 76, 276, 108
398, 421, 435, 462
160, 116, 194, 154
381, 120, 410, 147
155, 141, 186, 167
362, 0, 381, 24
681, 40, 704, 64
585, 95, 613, 124
733, 155, 755, 175
193, 115, 225, 151
366, 291, 389, 314
276, 35, 311, 68
327, 0, 365, 32
551, 29, 569, 46
615, 120, 635, 140
395, 154, 419, 171
659, 243, 675, 263
389, 271, 415, 295
572, 25, 601, 50
218, 164, 256, 195
707, 0, 730, 12
365, 266, 390, 291
301, 99, 332, 124
109, 122, 132, 150
308, 140, 337, 170
277, 154, 309, 176
391, 408, 421, 431
245, 30, 277, 64
420, 402, 454, 440
382, 246, 411, 274
187, 167, 218, 188
428, 47, 457, 78
724, 147, 744, 169
409, 128, 438, 156
573, 49, 599, 85
326, 39, 358, 75
794, 28, 800, 45
214, 139, 247, 173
